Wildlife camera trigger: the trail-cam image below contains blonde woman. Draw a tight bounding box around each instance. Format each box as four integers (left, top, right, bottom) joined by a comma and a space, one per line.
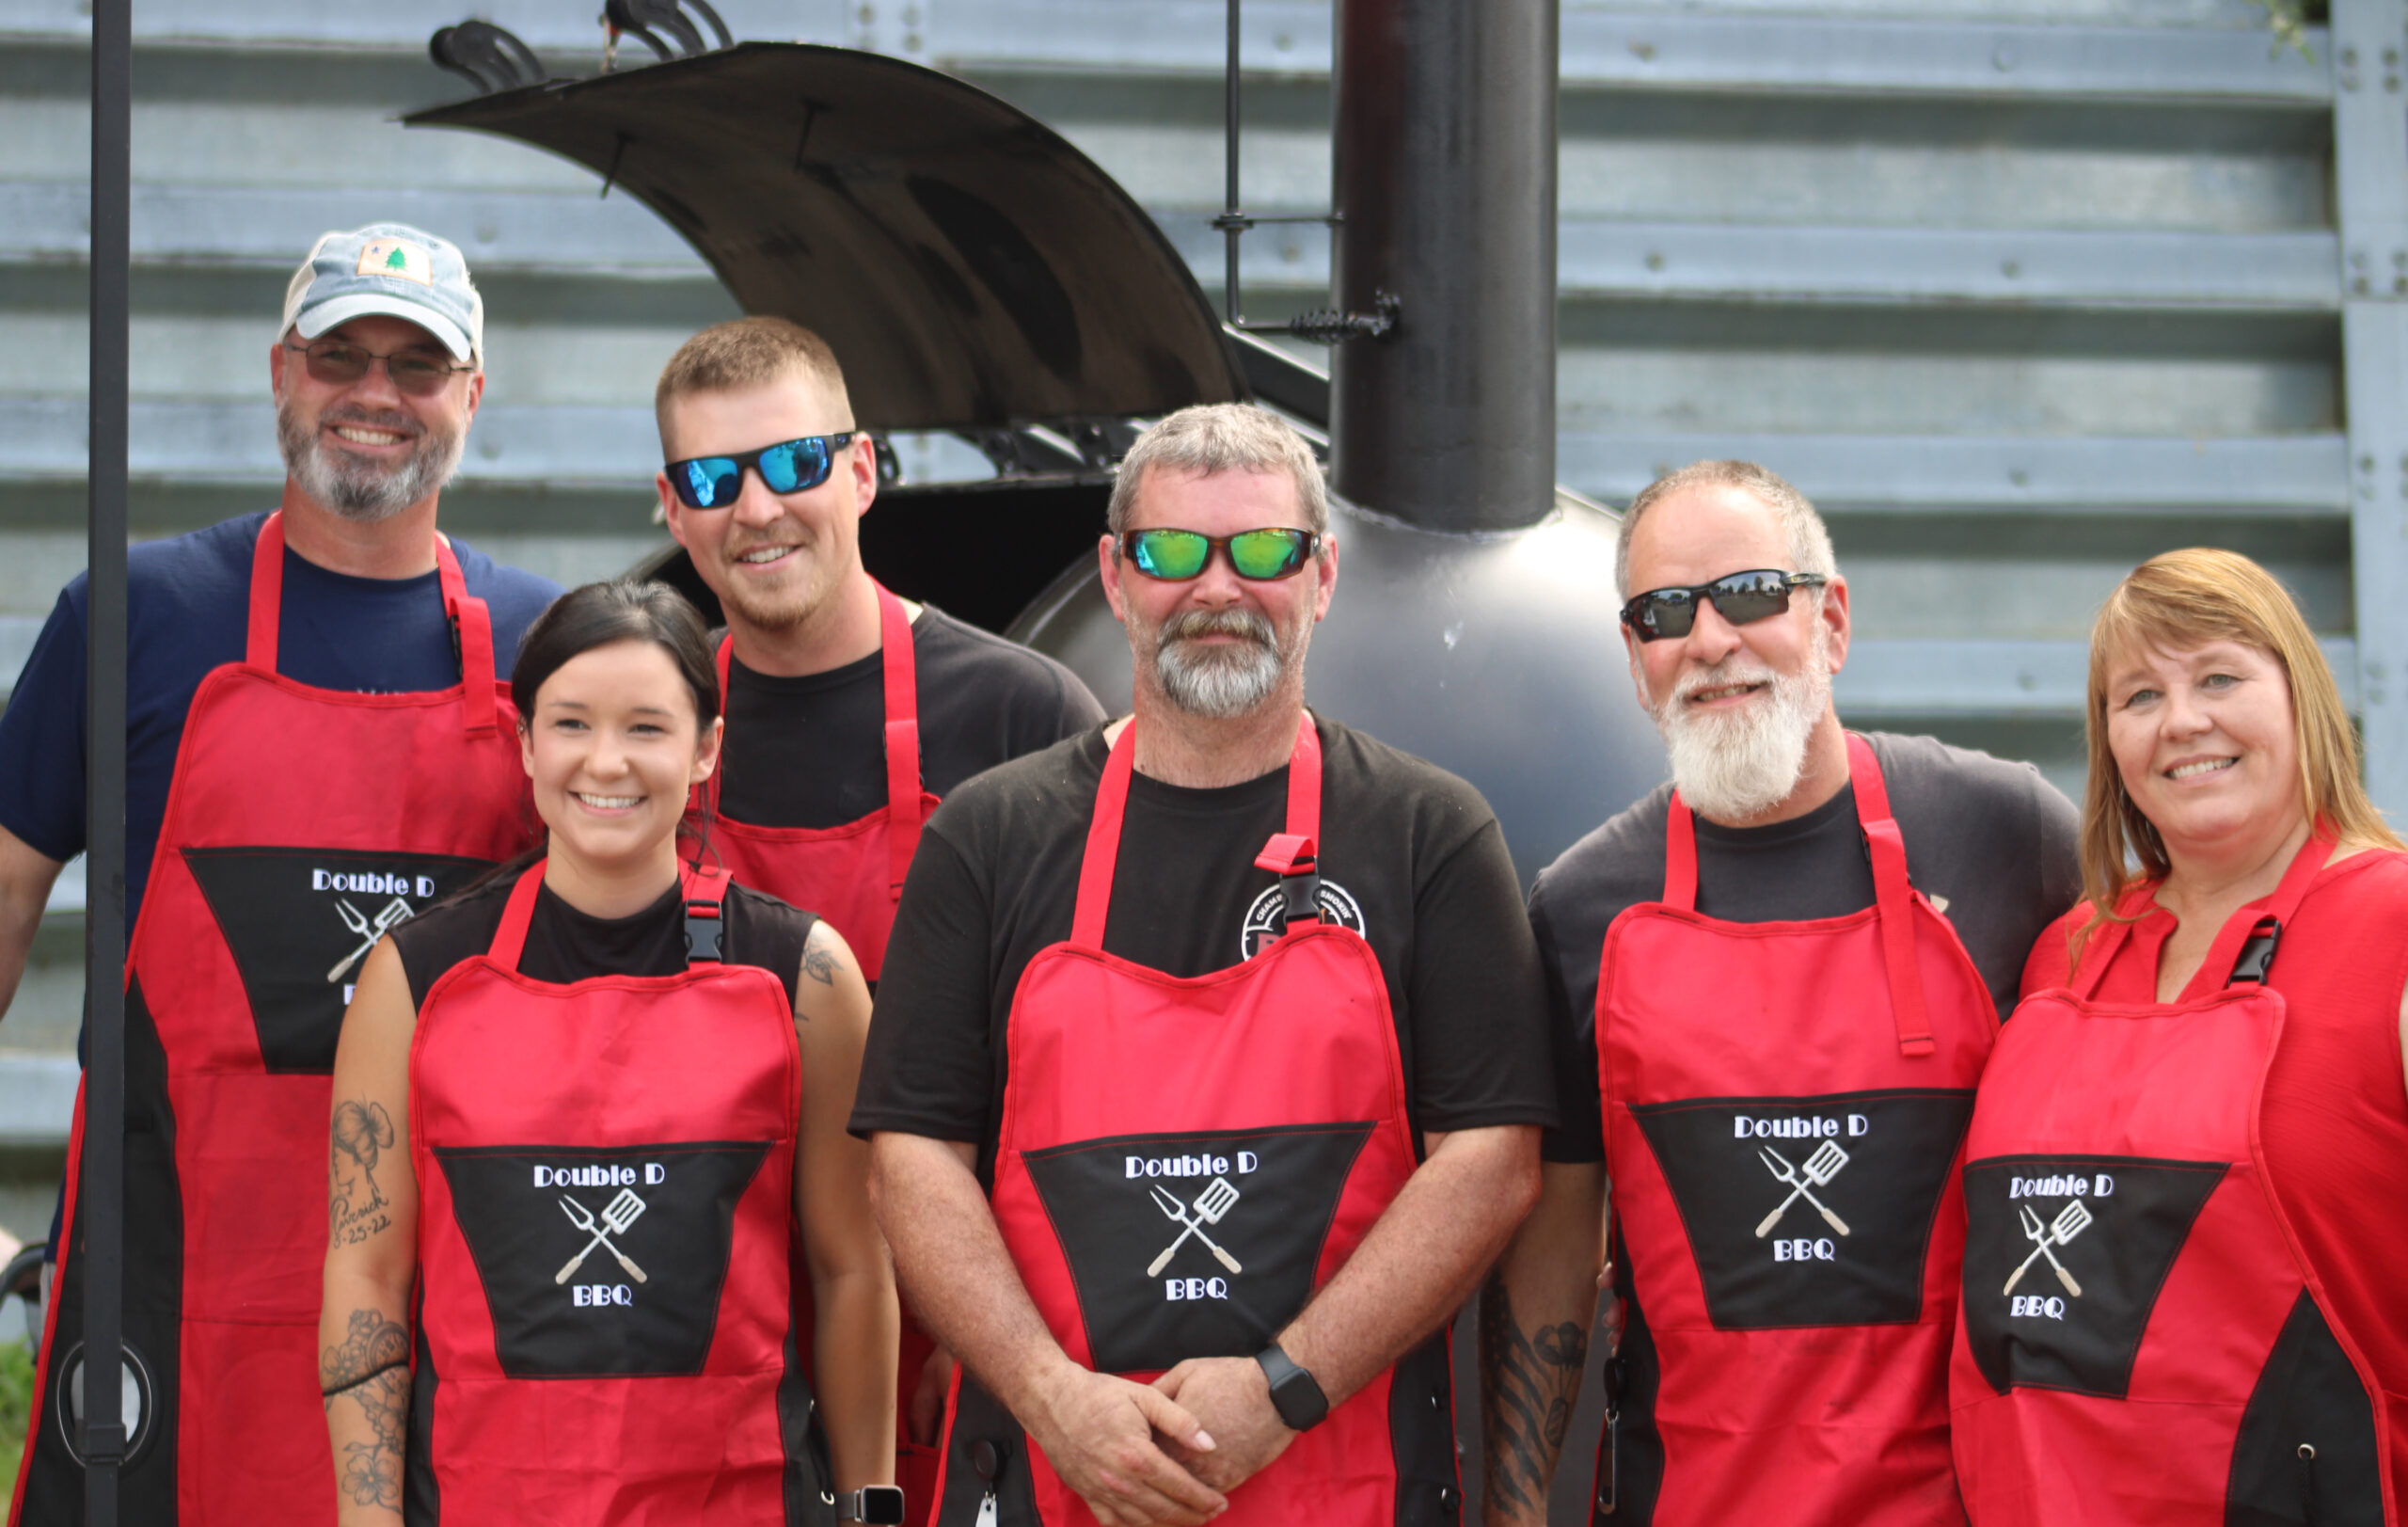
1951, 548, 2408, 1524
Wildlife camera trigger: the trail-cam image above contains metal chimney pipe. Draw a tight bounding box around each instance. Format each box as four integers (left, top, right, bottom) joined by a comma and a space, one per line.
1328, 0, 1559, 533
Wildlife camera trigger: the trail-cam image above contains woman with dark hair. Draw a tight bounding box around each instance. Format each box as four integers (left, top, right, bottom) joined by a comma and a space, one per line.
318, 580, 898, 1525
1952, 548, 2408, 1524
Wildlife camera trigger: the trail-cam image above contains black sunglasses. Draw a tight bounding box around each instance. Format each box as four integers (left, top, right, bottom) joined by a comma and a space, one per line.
1620, 569, 1828, 642
663, 433, 857, 509
1119, 527, 1320, 581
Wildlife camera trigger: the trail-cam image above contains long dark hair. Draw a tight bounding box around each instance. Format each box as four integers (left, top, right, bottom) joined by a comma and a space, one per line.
513, 579, 719, 732
452, 581, 721, 901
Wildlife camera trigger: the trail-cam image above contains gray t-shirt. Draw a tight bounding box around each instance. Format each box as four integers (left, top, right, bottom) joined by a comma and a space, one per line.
1530, 730, 2082, 1163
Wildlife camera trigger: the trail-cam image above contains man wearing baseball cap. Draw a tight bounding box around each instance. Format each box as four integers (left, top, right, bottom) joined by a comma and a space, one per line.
0, 223, 558, 1525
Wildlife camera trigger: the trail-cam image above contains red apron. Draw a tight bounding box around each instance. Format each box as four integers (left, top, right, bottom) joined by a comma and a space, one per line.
704, 580, 942, 1512
1952, 835, 2397, 1524
408, 861, 820, 1524
705, 580, 932, 984
11, 512, 533, 1527
1594, 735, 1996, 1525
931, 715, 1450, 1527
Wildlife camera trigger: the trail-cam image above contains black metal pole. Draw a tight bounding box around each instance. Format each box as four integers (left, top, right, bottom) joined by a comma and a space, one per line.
1222, 0, 1242, 321
1328, 0, 1559, 531
83, 0, 131, 1517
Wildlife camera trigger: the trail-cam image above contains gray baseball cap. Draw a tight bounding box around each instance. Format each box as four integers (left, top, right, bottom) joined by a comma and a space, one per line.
280, 223, 483, 364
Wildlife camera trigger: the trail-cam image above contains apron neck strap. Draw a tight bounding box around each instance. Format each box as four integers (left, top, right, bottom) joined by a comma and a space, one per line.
1659, 733, 1933, 1056
2068, 903, 2142, 1001
1071, 711, 1321, 949
2182, 828, 2336, 1001
876, 581, 925, 901
1851, 734, 1936, 1057
487, 859, 736, 972
2072, 828, 2337, 1001
246, 512, 497, 735
699, 582, 922, 900
487, 861, 548, 971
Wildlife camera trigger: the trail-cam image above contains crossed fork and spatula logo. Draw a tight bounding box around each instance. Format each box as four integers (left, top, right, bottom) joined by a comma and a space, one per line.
1755, 1140, 1852, 1238
1146, 1176, 1244, 1279
556, 1188, 649, 1285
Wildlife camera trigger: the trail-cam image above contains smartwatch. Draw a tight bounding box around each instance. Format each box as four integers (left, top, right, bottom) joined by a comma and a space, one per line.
835, 1486, 907, 1524
1254, 1342, 1329, 1432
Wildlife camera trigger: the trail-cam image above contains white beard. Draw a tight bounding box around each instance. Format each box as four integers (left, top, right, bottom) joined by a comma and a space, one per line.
1646, 627, 1833, 823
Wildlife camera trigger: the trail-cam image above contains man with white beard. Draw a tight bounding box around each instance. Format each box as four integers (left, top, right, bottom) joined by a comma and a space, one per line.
855, 404, 1555, 1526
0, 224, 555, 1522
1477, 460, 2078, 1527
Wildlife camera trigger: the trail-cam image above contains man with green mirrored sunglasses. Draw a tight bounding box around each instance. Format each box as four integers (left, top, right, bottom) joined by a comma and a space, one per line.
860, 403, 1553, 1527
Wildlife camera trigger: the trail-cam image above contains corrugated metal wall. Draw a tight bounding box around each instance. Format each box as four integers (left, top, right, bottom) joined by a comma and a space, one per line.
0, 0, 2368, 1156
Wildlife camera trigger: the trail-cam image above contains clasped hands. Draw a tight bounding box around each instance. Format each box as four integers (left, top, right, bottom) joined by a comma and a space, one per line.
1028, 1355, 1299, 1527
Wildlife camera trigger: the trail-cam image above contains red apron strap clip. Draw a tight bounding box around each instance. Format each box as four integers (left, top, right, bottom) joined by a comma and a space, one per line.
1073, 711, 1323, 950
1848, 736, 1937, 1058
877, 583, 926, 900
434, 534, 499, 737
1254, 833, 1324, 930
487, 861, 547, 972
2179, 828, 2337, 1001
681, 862, 733, 965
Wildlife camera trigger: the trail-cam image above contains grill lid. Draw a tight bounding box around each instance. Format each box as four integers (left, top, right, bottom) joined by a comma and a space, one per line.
406, 42, 1246, 432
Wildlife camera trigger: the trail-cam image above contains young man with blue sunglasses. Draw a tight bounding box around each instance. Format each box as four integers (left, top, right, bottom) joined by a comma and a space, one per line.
653, 316, 1104, 1523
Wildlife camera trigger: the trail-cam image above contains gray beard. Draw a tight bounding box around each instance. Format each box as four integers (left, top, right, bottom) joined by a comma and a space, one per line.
1152, 607, 1289, 719
1646, 630, 1833, 823
277, 399, 464, 523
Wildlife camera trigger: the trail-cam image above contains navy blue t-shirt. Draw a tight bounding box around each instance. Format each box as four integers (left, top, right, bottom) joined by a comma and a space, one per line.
0, 512, 560, 933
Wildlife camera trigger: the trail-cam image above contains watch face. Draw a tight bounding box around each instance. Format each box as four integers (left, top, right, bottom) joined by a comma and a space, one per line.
861, 1486, 907, 1525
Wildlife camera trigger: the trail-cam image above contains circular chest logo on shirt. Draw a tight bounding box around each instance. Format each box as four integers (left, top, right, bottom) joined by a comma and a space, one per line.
1240, 879, 1365, 960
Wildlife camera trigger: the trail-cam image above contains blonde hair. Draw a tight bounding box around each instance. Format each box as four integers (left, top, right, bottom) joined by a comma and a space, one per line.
2073, 547, 2398, 960
655, 317, 852, 445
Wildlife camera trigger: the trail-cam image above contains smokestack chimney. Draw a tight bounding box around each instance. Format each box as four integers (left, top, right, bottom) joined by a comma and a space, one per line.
1329, 0, 1559, 533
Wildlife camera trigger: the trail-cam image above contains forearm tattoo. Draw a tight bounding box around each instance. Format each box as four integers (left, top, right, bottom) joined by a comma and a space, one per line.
329, 1099, 397, 1247
1479, 1272, 1591, 1519
322, 1310, 410, 1511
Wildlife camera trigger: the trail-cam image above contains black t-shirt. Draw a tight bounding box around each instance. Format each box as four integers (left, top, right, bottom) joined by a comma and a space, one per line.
849, 715, 1558, 1176
391, 872, 819, 1014
1529, 731, 2081, 1164
716, 604, 1107, 829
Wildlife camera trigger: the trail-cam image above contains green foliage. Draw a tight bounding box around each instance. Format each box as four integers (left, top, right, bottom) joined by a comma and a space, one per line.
0, 1338, 31, 1507
2247, 0, 2326, 60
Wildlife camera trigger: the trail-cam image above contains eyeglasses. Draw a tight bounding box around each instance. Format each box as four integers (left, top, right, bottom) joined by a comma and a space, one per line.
283, 339, 473, 397
1119, 528, 1320, 581
1620, 569, 1829, 642
663, 434, 858, 509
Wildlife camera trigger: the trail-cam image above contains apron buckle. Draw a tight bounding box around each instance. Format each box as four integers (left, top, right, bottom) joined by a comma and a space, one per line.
683, 901, 723, 963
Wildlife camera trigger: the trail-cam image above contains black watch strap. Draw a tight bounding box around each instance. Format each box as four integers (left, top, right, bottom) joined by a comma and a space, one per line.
1255, 1341, 1330, 1432
835, 1485, 907, 1524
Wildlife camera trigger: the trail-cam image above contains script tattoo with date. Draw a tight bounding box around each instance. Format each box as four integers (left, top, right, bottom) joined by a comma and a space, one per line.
330, 1099, 397, 1248
1479, 1273, 1590, 1518
321, 1310, 410, 1512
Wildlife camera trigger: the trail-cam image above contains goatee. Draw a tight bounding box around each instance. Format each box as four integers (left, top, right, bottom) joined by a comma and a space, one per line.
277, 400, 464, 524
1153, 607, 1287, 718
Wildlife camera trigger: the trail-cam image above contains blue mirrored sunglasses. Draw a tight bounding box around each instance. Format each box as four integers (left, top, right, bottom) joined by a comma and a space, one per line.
664, 432, 856, 509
